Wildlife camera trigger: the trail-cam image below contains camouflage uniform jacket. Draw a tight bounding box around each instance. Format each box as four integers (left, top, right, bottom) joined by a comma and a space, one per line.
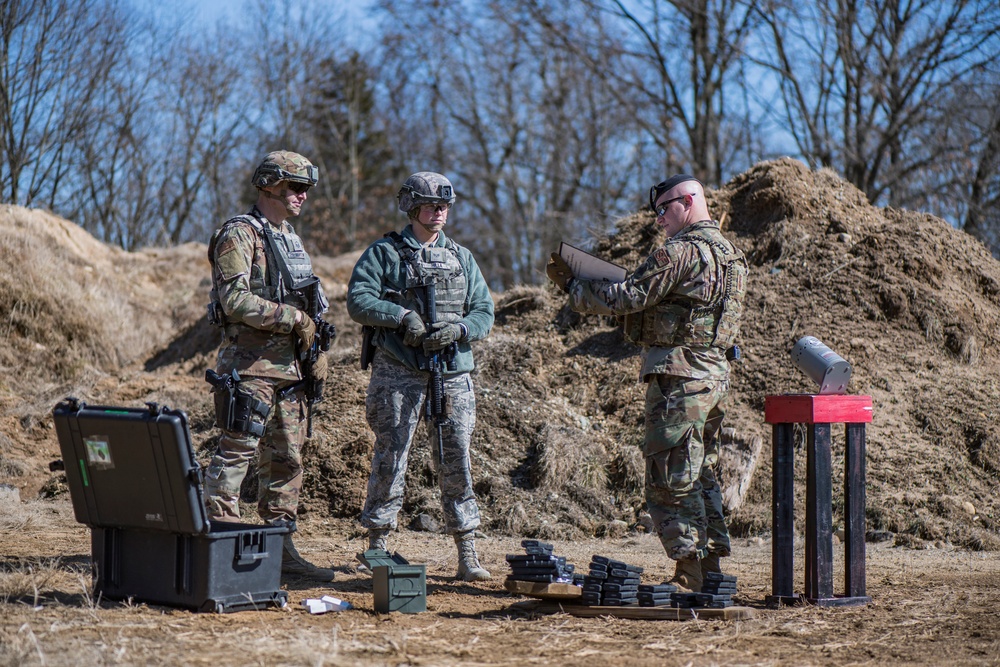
210, 208, 303, 381
568, 220, 744, 381
347, 225, 494, 374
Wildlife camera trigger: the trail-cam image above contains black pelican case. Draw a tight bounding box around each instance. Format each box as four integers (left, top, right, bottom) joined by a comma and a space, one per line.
52, 398, 288, 613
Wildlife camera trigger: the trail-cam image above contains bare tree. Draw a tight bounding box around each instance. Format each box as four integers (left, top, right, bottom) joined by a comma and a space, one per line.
530, 0, 760, 186
751, 0, 1000, 208
67, 47, 154, 249
935, 72, 1000, 255
302, 51, 401, 255
376, 0, 647, 287
152, 27, 257, 245
0, 0, 132, 209
0, 1, 261, 250
53, 10, 257, 250
965, 110, 1000, 253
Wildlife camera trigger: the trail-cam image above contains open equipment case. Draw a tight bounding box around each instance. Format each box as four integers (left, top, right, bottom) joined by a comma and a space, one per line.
52, 398, 289, 613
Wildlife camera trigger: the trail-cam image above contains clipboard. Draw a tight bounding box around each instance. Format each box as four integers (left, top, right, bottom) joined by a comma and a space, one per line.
558, 242, 628, 282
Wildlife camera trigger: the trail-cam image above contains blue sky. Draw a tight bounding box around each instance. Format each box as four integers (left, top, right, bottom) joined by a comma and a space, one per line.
172, 0, 376, 35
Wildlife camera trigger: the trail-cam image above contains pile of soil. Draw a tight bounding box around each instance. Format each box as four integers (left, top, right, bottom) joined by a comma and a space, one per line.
1, 158, 998, 550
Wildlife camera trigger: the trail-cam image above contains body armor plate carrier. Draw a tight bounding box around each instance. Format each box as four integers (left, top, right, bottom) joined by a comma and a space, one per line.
387, 231, 467, 325
623, 227, 748, 349
206, 211, 327, 326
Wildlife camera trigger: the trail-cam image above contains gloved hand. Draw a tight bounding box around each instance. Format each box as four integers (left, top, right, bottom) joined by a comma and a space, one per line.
545, 252, 573, 292
292, 310, 316, 350
307, 352, 329, 382
423, 322, 462, 353
401, 311, 427, 347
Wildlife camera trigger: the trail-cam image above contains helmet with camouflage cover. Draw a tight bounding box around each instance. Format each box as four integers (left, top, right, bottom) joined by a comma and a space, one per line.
251, 150, 319, 189
397, 172, 456, 213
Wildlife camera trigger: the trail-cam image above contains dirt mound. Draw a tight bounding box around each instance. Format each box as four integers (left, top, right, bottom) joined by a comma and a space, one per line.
712, 159, 1000, 547
1, 158, 998, 550
0, 205, 209, 384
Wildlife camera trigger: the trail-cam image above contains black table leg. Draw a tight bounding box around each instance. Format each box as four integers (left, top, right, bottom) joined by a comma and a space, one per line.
844, 422, 870, 602
767, 422, 797, 605
805, 423, 833, 601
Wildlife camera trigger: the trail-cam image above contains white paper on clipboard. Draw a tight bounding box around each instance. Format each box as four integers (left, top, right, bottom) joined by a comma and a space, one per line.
558, 242, 628, 282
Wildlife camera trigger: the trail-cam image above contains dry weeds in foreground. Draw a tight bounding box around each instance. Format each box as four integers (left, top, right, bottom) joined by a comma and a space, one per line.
1, 500, 998, 667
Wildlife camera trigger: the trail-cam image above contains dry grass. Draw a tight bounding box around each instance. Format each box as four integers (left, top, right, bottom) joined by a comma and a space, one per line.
0, 207, 208, 382
533, 424, 608, 491
0, 558, 60, 605
1, 499, 1000, 666
607, 442, 644, 495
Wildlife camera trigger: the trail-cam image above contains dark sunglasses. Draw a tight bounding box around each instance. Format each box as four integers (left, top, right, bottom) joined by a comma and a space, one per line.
286, 181, 311, 194
655, 195, 687, 217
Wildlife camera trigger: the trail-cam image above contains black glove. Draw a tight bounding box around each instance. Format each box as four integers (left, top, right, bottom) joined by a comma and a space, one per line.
546, 252, 573, 292
401, 311, 427, 347
423, 322, 462, 353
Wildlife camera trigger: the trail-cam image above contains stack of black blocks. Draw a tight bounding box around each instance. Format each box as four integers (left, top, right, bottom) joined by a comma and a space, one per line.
505, 540, 578, 584
670, 572, 737, 608
637, 583, 677, 607
580, 555, 643, 606
698, 572, 737, 608
669, 592, 700, 608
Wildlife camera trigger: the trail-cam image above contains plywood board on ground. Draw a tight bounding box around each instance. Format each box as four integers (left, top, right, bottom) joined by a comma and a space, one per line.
534, 601, 755, 621
504, 578, 582, 600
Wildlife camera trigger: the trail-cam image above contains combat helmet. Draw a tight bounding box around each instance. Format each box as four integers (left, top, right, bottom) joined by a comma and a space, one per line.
252, 150, 319, 190
397, 172, 456, 213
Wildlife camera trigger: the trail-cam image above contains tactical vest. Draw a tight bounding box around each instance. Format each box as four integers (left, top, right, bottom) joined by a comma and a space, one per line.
385, 231, 466, 323
207, 211, 317, 325
623, 225, 748, 349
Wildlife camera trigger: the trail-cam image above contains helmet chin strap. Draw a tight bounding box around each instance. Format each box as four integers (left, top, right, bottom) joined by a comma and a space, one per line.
257, 185, 299, 222
418, 220, 443, 232
412, 216, 444, 244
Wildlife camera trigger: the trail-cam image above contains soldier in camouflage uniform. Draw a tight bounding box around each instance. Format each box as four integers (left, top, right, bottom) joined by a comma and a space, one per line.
547, 175, 748, 593
347, 172, 495, 582
204, 150, 335, 582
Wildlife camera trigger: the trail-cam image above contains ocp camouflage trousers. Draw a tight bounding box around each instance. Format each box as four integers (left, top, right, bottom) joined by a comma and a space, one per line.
644, 374, 731, 561
361, 353, 481, 534
204, 375, 306, 524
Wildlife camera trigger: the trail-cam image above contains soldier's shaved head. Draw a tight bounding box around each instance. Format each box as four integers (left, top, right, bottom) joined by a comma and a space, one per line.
649, 174, 702, 211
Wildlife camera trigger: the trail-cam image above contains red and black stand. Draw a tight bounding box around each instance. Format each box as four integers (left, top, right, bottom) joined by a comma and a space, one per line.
764, 394, 873, 607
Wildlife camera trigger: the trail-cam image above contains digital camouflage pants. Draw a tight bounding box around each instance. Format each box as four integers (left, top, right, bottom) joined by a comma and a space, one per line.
361, 354, 481, 535
644, 374, 731, 561
204, 375, 306, 525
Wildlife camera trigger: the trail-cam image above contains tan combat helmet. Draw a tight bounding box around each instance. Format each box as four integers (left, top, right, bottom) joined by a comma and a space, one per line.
251, 150, 319, 190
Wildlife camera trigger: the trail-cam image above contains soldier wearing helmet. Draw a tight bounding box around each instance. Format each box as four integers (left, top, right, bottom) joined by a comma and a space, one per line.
347, 171, 495, 582
204, 150, 335, 582
547, 175, 749, 594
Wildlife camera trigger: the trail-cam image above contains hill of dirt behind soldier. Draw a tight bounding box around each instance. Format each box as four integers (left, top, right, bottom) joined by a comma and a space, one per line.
0, 157, 997, 550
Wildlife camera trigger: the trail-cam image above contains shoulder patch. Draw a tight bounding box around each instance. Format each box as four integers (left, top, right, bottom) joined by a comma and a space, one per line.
633, 248, 671, 282
216, 235, 240, 257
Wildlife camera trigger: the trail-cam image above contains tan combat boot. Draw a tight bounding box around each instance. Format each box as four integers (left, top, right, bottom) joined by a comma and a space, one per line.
669, 556, 703, 593
454, 531, 491, 581
701, 551, 723, 577
281, 534, 336, 582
